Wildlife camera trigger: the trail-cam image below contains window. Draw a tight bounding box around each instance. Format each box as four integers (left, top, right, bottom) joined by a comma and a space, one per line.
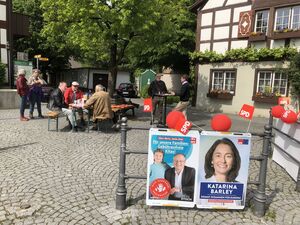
292, 6, 300, 29
255, 10, 269, 33
211, 70, 236, 94
256, 71, 288, 96
275, 5, 300, 31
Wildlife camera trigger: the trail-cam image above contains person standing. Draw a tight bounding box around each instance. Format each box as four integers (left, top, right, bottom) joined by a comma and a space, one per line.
148, 74, 168, 124
16, 69, 30, 121
28, 69, 46, 119
173, 74, 190, 119
64, 81, 85, 126
48, 82, 78, 131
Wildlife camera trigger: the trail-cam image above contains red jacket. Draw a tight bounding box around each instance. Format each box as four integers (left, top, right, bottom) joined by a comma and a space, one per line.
16, 75, 29, 96
64, 87, 83, 105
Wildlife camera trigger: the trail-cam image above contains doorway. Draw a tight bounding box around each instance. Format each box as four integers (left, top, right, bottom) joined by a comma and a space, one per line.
93, 73, 108, 90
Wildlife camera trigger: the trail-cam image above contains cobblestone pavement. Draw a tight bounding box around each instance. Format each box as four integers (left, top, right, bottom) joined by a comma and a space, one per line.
0, 104, 299, 225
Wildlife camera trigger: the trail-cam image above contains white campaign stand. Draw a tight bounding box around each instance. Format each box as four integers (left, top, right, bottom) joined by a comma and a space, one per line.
272, 120, 300, 181
146, 128, 200, 208
196, 131, 251, 210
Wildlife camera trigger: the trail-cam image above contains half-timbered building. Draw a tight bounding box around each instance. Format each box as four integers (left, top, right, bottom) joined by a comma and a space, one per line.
191, 0, 300, 116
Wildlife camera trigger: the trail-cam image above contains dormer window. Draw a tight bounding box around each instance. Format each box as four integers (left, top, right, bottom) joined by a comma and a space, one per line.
255, 10, 269, 33
275, 5, 300, 31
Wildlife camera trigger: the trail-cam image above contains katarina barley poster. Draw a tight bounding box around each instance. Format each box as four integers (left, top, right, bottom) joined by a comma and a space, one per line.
196, 131, 251, 209
146, 128, 200, 208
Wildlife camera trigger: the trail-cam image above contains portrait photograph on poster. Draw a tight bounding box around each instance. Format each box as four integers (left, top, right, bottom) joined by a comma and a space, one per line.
146, 128, 200, 208
196, 131, 251, 209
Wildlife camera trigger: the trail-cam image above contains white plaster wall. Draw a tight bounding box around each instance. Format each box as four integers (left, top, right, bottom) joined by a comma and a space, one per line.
226, 0, 248, 6
200, 28, 211, 41
215, 9, 231, 25
271, 40, 285, 49
250, 42, 267, 49
201, 12, 213, 27
233, 6, 251, 22
231, 40, 248, 49
290, 38, 300, 51
0, 28, 7, 45
213, 42, 228, 54
116, 71, 130, 88
1, 48, 7, 64
200, 43, 211, 51
0, 5, 6, 21
231, 25, 239, 38
196, 61, 288, 117
160, 74, 181, 93
203, 0, 225, 10
214, 26, 229, 40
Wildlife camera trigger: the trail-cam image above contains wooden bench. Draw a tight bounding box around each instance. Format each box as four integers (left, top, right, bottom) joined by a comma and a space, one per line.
47, 111, 60, 132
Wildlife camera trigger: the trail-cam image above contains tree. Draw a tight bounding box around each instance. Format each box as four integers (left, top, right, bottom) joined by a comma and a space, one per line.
40, 0, 196, 95
13, 0, 73, 80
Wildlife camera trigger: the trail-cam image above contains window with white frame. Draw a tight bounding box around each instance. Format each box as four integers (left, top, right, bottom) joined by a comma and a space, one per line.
292, 6, 300, 30
255, 10, 269, 33
275, 5, 300, 31
256, 71, 288, 96
211, 70, 236, 94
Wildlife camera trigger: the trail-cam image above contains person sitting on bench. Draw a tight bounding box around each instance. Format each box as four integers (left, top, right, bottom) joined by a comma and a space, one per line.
83, 84, 113, 129
47, 82, 78, 131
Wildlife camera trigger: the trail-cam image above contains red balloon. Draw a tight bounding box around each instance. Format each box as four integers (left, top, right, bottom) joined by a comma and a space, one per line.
166, 111, 185, 129
281, 110, 298, 124
271, 105, 285, 118
211, 114, 232, 131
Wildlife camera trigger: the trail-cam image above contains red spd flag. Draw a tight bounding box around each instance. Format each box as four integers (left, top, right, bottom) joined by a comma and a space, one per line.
174, 117, 192, 135
143, 98, 152, 112
278, 97, 290, 105
239, 104, 255, 120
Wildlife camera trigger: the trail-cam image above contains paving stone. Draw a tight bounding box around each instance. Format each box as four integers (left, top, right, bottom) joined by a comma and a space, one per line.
0, 105, 299, 224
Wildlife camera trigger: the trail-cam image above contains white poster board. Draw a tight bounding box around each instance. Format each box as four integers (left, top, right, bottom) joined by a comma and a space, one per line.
272, 119, 300, 181
196, 131, 251, 209
146, 128, 200, 208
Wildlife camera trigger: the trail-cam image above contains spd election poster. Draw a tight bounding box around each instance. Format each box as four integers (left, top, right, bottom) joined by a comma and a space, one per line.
146, 128, 200, 208
196, 131, 251, 209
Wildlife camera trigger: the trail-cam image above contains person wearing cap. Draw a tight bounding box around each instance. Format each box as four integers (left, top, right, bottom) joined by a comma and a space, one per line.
28, 69, 47, 119
172, 74, 190, 119
16, 69, 30, 121
148, 74, 168, 124
64, 81, 85, 126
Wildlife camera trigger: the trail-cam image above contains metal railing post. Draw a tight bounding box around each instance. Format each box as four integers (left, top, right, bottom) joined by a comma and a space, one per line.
253, 112, 273, 217
116, 117, 128, 210
296, 167, 300, 192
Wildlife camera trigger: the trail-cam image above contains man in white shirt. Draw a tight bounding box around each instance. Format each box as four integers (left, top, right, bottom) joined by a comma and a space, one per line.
164, 154, 195, 201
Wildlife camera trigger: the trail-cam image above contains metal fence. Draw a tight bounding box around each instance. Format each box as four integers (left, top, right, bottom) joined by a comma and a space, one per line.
116, 114, 300, 217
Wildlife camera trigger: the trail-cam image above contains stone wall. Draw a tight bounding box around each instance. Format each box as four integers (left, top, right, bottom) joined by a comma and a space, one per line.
0, 89, 20, 109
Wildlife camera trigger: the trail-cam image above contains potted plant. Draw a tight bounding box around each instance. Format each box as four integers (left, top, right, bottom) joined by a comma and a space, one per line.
207, 89, 234, 100
252, 86, 281, 104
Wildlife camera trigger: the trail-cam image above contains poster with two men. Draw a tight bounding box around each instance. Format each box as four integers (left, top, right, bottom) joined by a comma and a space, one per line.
146, 128, 251, 209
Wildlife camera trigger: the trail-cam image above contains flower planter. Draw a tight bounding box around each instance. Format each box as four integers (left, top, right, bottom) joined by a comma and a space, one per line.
248, 34, 266, 42
252, 95, 279, 104
207, 92, 233, 100
272, 30, 300, 40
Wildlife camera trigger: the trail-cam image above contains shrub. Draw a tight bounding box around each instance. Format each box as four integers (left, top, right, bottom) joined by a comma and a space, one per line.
0, 63, 5, 86
140, 84, 150, 98
166, 95, 180, 105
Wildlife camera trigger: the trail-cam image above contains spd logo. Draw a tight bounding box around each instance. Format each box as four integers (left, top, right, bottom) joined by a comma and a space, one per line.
150, 178, 171, 199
